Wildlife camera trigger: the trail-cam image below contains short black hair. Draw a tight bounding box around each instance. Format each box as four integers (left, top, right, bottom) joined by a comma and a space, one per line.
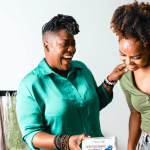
42, 14, 80, 36
110, 1, 150, 47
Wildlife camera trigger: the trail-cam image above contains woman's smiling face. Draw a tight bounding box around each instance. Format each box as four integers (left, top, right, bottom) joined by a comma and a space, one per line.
119, 38, 150, 71
43, 29, 76, 72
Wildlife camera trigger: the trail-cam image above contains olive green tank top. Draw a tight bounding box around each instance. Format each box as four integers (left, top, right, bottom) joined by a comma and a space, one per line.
120, 70, 150, 132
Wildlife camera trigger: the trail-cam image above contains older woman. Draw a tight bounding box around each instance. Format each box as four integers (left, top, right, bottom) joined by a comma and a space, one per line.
111, 1, 150, 150
17, 14, 127, 150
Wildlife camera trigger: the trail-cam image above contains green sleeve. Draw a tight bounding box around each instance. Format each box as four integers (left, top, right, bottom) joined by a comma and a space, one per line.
87, 68, 113, 111
97, 83, 113, 111
16, 83, 45, 150
119, 80, 134, 109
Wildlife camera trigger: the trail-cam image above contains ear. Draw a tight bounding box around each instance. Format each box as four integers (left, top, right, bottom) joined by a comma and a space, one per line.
43, 40, 49, 52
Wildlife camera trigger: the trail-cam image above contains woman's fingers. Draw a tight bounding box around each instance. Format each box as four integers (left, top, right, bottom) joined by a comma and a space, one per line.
118, 67, 128, 76
78, 134, 91, 147
117, 63, 126, 71
79, 134, 91, 142
69, 134, 91, 150
77, 147, 81, 150
108, 63, 128, 81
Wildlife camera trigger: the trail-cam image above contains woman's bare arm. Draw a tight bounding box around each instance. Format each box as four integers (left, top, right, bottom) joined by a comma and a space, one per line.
128, 109, 141, 150
32, 132, 56, 149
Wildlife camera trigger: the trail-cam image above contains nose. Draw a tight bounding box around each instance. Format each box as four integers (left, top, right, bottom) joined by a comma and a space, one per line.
68, 46, 76, 53
125, 57, 132, 65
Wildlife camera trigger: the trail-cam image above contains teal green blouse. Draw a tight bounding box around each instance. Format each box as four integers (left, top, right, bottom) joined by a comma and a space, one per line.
120, 70, 150, 133
16, 59, 113, 150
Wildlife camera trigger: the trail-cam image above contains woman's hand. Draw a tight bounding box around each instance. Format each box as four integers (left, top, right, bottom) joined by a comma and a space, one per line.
108, 63, 128, 82
69, 134, 91, 150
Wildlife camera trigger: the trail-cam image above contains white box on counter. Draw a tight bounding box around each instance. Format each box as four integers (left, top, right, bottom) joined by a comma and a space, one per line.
82, 137, 117, 150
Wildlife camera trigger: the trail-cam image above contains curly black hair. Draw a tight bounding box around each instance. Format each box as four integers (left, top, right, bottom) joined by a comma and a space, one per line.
42, 14, 80, 36
110, 0, 150, 48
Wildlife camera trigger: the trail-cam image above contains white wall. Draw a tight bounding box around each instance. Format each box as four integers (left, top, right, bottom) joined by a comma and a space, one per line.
0, 0, 148, 149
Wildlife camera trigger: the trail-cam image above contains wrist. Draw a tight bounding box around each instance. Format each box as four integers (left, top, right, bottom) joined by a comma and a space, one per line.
107, 75, 113, 82
104, 76, 117, 87
107, 75, 117, 82
54, 134, 72, 150
128, 144, 136, 150
128, 147, 135, 150
69, 136, 73, 150
103, 82, 113, 97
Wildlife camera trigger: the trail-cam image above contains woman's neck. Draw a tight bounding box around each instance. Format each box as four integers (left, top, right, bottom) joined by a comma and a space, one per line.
54, 69, 68, 78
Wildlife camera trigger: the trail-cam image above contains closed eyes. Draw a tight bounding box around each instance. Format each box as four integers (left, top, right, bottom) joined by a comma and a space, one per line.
120, 54, 141, 60
61, 42, 76, 47
119, 50, 142, 60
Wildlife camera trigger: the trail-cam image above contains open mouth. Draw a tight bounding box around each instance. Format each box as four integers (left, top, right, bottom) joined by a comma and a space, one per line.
63, 55, 73, 59
62, 55, 73, 64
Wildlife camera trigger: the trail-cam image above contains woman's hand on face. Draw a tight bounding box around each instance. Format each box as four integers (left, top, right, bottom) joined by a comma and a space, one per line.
108, 63, 128, 82
69, 134, 91, 150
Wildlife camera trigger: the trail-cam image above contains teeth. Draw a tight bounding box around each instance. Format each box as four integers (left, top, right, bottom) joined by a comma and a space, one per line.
63, 56, 72, 58
127, 65, 135, 68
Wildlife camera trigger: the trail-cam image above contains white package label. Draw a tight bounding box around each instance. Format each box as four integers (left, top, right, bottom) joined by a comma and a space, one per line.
82, 137, 117, 150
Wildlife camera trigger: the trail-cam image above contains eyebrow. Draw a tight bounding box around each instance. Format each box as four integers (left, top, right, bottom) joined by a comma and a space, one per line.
119, 50, 142, 57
